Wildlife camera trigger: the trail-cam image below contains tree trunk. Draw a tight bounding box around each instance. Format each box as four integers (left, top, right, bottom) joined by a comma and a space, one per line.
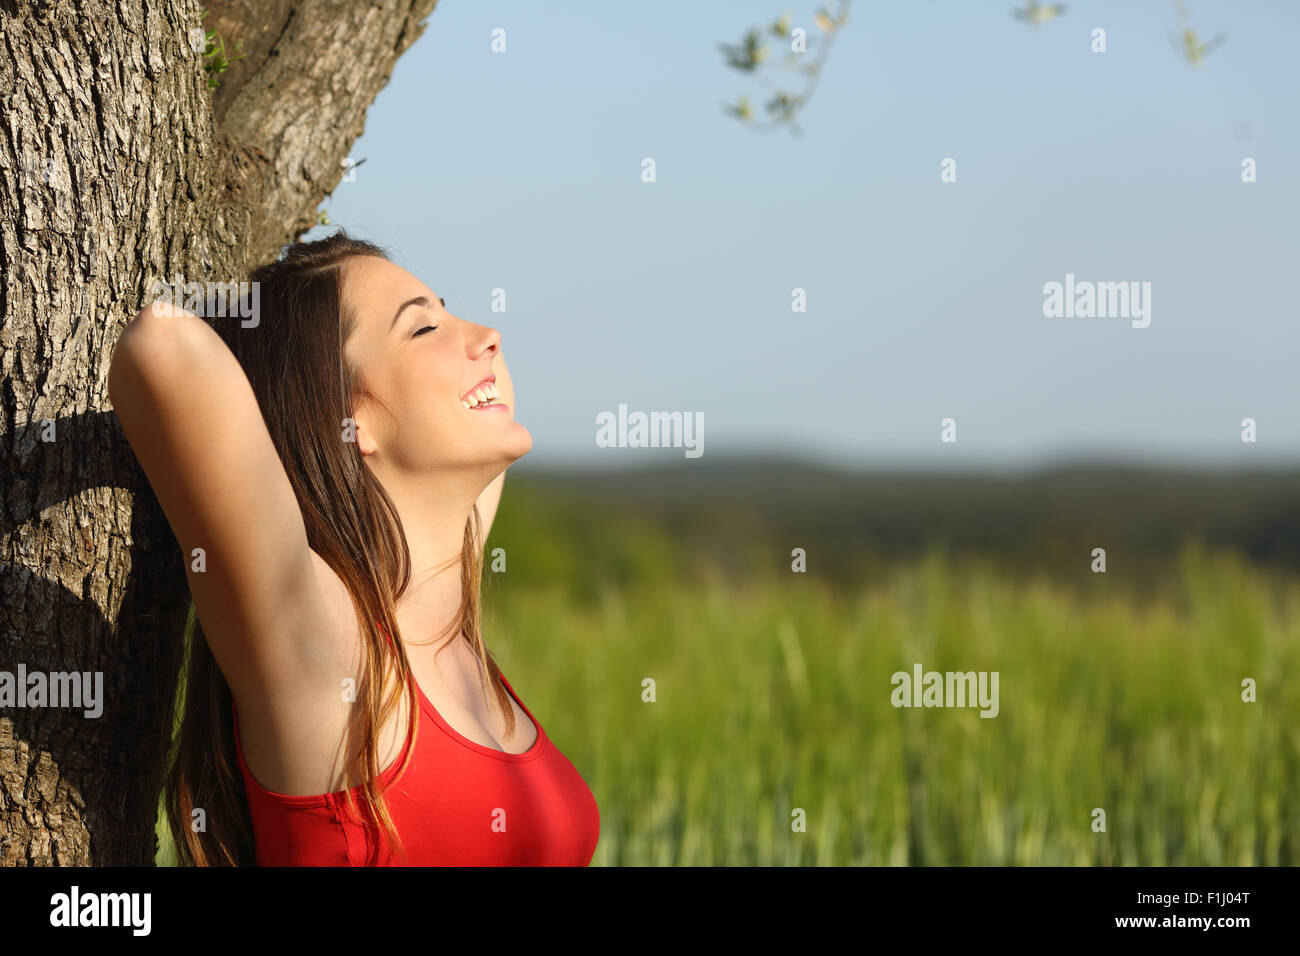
0, 0, 437, 865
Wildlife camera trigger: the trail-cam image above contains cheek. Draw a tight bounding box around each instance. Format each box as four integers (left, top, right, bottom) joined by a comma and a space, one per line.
380, 350, 480, 462
422, 392, 464, 438
403, 356, 468, 442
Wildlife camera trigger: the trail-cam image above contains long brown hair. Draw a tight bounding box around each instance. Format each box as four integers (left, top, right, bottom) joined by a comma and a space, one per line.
163, 231, 515, 865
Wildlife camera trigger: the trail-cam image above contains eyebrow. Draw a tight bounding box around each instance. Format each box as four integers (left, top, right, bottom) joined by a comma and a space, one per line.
389, 295, 445, 331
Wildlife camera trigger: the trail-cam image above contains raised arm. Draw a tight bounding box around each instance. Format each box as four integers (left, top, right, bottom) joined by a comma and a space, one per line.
108, 301, 326, 697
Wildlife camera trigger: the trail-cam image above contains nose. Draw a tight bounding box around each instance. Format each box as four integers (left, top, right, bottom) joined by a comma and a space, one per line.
468, 321, 501, 360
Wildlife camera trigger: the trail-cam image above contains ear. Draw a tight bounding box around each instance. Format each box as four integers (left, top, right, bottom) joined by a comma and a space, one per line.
350, 401, 380, 457
355, 422, 378, 457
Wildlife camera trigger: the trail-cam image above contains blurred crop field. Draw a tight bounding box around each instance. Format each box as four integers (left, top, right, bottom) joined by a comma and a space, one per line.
157, 464, 1300, 865
506, 550, 1300, 865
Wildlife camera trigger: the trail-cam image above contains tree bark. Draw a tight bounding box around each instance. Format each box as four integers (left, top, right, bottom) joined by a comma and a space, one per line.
0, 0, 437, 865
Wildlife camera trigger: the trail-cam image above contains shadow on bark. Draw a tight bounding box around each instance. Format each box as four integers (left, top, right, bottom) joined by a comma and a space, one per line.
1, 409, 189, 865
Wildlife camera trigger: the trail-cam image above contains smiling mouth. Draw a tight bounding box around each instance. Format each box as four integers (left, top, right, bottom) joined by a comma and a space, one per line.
462, 383, 503, 409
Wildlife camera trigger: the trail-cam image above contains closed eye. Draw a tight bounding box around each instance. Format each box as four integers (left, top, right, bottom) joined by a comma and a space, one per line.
413, 324, 438, 337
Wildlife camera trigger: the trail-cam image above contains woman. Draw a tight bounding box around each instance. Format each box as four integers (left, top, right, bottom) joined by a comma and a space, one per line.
108, 232, 599, 865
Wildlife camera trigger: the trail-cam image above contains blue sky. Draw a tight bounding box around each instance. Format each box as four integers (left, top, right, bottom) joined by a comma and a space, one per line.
303, 1, 1299, 469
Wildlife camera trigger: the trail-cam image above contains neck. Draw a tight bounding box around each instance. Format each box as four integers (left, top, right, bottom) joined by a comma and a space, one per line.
379, 472, 483, 651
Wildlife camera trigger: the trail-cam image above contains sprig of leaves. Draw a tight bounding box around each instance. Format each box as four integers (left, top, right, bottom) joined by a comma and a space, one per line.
199, 9, 246, 89
719, 2, 852, 137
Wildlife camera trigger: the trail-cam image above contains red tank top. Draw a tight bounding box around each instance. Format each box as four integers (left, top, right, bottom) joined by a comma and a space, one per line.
231, 656, 600, 866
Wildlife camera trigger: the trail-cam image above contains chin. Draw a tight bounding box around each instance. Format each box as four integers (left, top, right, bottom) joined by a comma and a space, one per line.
503, 422, 533, 461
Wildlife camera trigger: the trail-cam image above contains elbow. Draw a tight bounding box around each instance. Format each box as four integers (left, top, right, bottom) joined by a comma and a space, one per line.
108, 302, 186, 405
108, 309, 152, 404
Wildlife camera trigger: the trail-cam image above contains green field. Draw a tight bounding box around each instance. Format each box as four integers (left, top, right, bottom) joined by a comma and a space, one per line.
158, 539, 1300, 865
489, 545, 1297, 865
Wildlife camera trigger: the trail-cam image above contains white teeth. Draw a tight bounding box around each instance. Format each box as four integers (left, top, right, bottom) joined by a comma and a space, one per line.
463, 383, 502, 408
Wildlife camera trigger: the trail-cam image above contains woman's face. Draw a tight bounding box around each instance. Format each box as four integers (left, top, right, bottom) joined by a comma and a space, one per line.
341, 256, 532, 478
